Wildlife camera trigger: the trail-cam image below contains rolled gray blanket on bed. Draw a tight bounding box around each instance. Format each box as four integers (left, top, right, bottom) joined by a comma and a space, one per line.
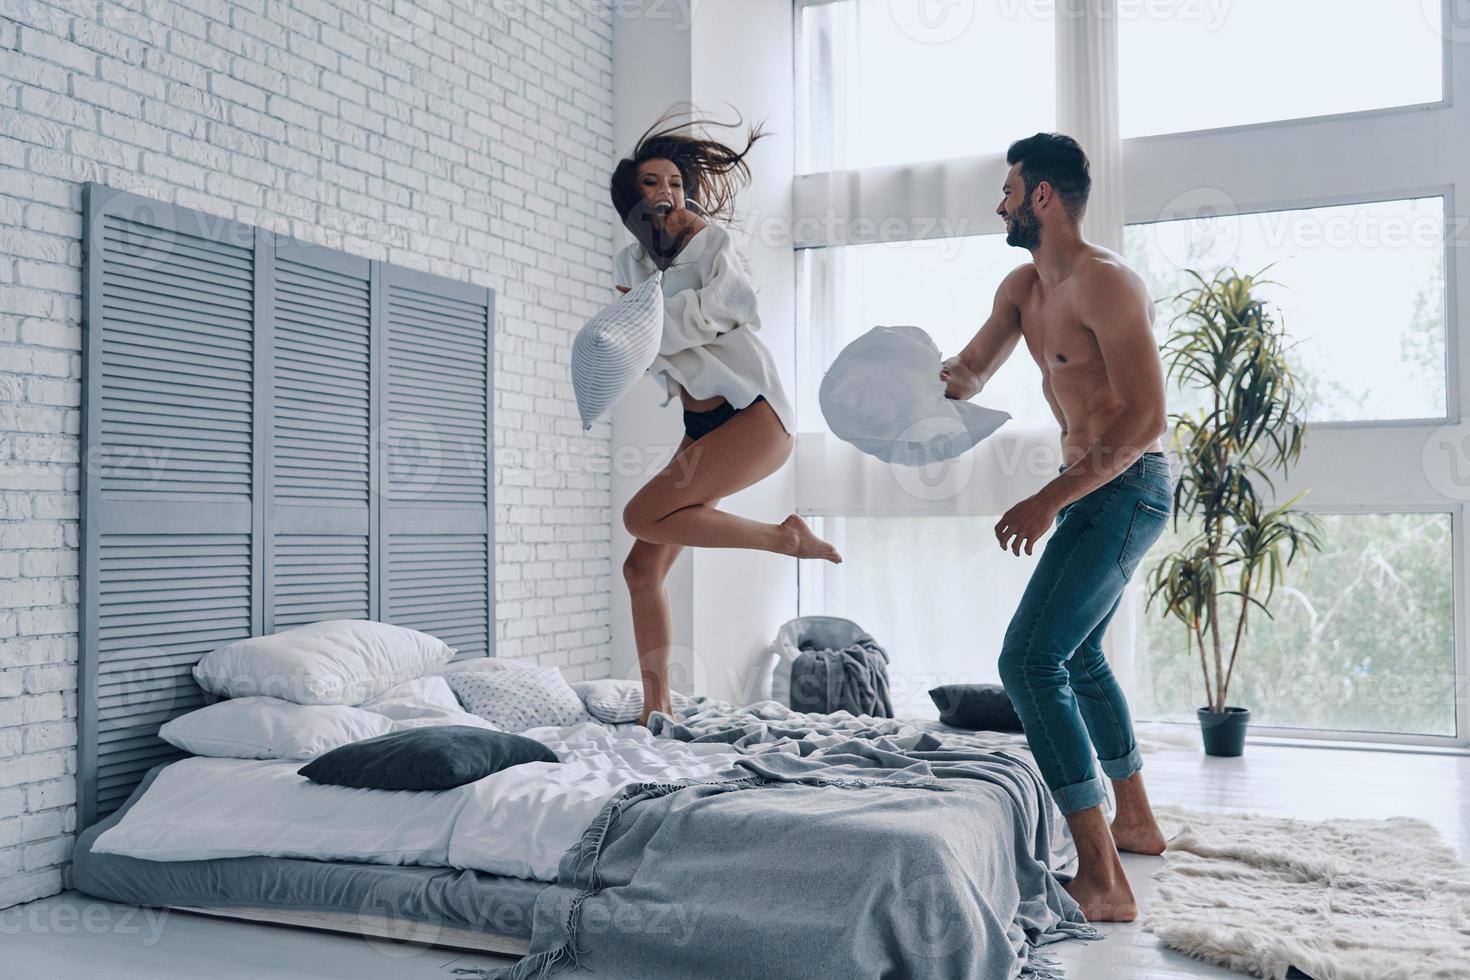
483, 709, 1101, 980
789, 632, 894, 717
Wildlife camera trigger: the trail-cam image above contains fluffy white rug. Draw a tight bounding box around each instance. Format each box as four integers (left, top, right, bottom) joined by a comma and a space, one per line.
1145, 805, 1470, 980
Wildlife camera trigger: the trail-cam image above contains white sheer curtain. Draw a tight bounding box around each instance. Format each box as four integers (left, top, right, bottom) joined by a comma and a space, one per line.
792, 0, 1140, 696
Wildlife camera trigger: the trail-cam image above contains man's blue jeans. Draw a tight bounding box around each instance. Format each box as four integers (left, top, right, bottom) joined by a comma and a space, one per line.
998, 452, 1173, 815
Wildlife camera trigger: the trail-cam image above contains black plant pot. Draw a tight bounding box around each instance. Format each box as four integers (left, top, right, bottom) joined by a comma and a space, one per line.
1197, 706, 1251, 757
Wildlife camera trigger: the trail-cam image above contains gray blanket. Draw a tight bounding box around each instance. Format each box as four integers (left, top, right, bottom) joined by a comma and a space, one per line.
480, 701, 1101, 980
789, 631, 893, 717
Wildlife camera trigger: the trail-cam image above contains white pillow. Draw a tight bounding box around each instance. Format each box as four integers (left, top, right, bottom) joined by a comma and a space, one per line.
446, 667, 594, 732
193, 619, 455, 706
819, 325, 1011, 465
359, 676, 501, 732
570, 679, 695, 724
158, 697, 392, 761
571, 271, 664, 430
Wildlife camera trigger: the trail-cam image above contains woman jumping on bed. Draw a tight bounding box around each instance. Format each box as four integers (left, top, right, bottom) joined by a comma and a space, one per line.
612, 111, 842, 726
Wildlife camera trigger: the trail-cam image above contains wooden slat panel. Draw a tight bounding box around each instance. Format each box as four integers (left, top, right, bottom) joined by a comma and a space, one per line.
380, 265, 494, 666
96, 213, 255, 500
81, 184, 496, 826
272, 257, 371, 507
385, 282, 489, 508
272, 535, 370, 627
387, 533, 489, 659
93, 531, 252, 816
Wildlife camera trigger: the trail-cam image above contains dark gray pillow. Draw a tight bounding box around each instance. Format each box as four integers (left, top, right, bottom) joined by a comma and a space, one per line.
298, 725, 558, 791
928, 684, 1025, 733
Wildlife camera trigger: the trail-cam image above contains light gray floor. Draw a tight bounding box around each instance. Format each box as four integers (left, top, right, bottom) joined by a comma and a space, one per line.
9, 740, 1467, 979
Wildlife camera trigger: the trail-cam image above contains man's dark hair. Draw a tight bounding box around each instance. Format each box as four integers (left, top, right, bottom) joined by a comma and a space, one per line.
1006, 133, 1091, 221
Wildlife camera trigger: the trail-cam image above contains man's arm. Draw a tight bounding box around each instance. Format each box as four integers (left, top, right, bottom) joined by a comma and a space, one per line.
942, 266, 1028, 399
1043, 264, 1169, 510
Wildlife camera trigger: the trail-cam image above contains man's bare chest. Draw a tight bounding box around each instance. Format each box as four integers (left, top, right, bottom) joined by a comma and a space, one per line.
1018, 290, 1100, 375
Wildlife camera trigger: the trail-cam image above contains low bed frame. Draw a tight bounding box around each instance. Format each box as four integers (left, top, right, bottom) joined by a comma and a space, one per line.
79, 182, 496, 825
76, 184, 510, 953
170, 906, 529, 957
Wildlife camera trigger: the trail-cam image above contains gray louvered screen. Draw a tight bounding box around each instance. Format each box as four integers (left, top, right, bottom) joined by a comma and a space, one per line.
382, 267, 494, 664
80, 185, 495, 825
263, 238, 376, 636
387, 533, 491, 658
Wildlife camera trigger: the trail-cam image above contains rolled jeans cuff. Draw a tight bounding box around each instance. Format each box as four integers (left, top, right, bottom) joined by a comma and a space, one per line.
1050, 775, 1107, 815
1098, 745, 1143, 781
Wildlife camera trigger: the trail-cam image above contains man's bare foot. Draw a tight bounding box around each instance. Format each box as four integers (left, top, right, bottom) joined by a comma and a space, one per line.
1063, 872, 1138, 922
1110, 818, 1167, 855
779, 515, 842, 562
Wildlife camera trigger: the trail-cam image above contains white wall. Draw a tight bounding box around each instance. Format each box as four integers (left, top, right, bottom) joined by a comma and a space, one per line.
608, 0, 697, 692
0, 0, 616, 909
689, 0, 799, 701
609, 0, 799, 702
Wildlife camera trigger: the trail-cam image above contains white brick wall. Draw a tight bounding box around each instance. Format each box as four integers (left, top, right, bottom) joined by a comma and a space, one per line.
0, 0, 616, 909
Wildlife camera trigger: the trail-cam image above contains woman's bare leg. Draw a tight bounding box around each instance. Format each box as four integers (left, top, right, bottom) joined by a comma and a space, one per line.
625, 435, 697, 727
623, 399, 841, 561
625, 536, 684, 727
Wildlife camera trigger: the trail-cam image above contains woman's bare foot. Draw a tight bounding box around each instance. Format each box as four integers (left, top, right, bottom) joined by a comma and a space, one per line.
1063, 872, 1138, 922
637, 698, 673, 729
779, 515, 842, 562
1110, 818, 1167, 856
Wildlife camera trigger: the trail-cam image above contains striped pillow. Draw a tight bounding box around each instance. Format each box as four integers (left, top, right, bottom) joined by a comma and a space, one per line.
572, 272, 664, 430
569, 679, 695, 724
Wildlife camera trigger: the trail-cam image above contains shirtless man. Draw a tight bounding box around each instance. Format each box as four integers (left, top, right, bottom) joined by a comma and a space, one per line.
941, 133, 1171, 922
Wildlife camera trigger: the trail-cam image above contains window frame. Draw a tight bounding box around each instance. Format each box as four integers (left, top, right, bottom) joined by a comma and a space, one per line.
791, 0, 1470, 749
1131, 502, 1466, 747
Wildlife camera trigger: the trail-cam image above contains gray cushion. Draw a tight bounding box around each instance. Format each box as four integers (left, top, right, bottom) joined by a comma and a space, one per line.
298, 725, 558, 791
928, 684, 1025, 733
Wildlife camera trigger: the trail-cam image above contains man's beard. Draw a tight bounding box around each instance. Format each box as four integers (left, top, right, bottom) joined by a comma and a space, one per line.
1005, 199, 1041, 250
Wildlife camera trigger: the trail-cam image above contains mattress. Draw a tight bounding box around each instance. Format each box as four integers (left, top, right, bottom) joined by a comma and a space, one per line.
72, 763, 547, 946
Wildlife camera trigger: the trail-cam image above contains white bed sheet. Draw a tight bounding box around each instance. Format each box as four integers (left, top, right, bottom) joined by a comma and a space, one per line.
91, 722, 745, 882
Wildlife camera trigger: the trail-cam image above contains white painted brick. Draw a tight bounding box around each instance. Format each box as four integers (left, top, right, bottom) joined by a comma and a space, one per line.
27, 778, 75, 813
0, 867, 61, 910
22, 722, 74, 754
0, 789, 22, 821
1, 0, 615, 906
71, 18, 148, 65
23, 666, 74, 696
20, 693, 66, 725
22, 835, 71, 870
18, 27, 97, 75
20, 809, 63, 844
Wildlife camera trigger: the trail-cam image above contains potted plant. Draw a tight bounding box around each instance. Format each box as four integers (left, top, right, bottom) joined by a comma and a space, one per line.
1146, 268, 1324, 757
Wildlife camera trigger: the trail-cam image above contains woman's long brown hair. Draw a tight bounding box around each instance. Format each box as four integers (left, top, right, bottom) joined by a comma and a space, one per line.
610, 107, 767, 249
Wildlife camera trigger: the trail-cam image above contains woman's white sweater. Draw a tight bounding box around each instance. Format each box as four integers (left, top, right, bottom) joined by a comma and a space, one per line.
613, 222, 794, 436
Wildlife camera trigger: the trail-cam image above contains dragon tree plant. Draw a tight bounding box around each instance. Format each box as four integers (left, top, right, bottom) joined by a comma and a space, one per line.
1145, 268, 1325, 726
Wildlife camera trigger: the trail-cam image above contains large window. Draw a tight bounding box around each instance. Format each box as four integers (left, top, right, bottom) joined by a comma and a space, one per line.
797, 0, 1054, 172
798, 515, 1041, 719
796, 236, 1049, 430
1137, 512, 1457, 737
793, 0, 1468, 748
1118, 2, 1444, 138
1125, 197, 1448, 423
